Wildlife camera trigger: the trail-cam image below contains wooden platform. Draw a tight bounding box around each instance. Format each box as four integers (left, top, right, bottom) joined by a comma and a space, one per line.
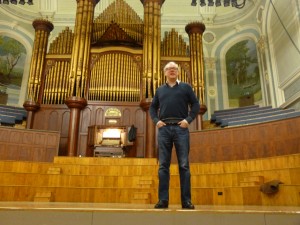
0, 202, 299, 225
0, 155, 299, 206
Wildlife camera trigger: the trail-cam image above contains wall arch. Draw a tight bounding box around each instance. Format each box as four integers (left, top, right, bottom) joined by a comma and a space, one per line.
0, 22, 34, 106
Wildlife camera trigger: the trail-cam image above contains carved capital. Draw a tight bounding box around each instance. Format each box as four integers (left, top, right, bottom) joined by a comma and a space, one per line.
32, 19, 54, 33
199, 104, 207, 116
185, 22, 206, 35
23, 100, 40, 112
65, 96, 87, 109
139, 98, 153, 111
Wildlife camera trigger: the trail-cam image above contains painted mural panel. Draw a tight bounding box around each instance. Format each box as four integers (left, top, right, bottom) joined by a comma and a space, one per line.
225, 40, 262, 107
0, 35, 26, 105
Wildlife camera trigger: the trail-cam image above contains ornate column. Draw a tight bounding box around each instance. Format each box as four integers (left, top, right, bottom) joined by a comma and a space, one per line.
23, 101, 40, 129
140, 99, 156, 158
257, 35, 271, 106
185, 22, 207, 130
65, 96, 87, 156
140, 0, 164, 158
24, 19, 53, 129
68, 0, 99, 98
65, 0, 99, 156
141, 0, 164, 97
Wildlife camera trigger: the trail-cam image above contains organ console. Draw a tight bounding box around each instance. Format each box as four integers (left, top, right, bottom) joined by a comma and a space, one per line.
87, 125, 133, 157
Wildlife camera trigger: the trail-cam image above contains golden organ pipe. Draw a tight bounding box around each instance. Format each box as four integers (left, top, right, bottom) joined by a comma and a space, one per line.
146, 3, 153, 98
57, 62, 63, 103
142, 5, 149, 98
135, 64, 139, 101
47, 65, 53, 104
116, 54, 121, 101
94, 59, 98, 101
111, 54, 116, 101
195, 34, 200, 98
111, 54, 116, 100
69, 0, 83, 96
31, 30, 41, 100
58, 62, 63, 103
105, 54, 109, 101
121, 57, 125, 101
129, 56, 133, 102
51, 62, 56, 103
98, 57, 107, 99
43, 66, 49, 104
51, 62, 57, 104
124, 56, 128, 101
152, 3, 158, 94
107, 54, 112, 101
76, 3, 86, 96
81, 2, 93, 97
128, 58, 132, 102
49, 63, 55, 104
101, 58, 106, 100
62, 62, 68, 102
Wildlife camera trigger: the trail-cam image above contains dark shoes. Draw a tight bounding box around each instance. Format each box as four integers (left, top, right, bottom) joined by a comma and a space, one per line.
154, 200, 195, 209
182, 201, 195, 209
154, 200, 168, 209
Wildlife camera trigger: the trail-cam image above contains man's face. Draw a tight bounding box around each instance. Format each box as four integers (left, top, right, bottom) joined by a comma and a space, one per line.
164, 64, 179, 80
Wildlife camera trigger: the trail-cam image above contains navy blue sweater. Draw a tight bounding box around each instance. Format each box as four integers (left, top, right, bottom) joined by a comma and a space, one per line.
149, 82, 200, 125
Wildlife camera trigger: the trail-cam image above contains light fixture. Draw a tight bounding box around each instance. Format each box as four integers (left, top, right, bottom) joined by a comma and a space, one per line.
191, 0, 246, 8
0, 0, 33, 4
200, 0, 206, 7
231, 0, 237, 7
224, 0, 230, 7
191, 0, 197, 6
208, 0, 214, 6
215, 0, 221, 6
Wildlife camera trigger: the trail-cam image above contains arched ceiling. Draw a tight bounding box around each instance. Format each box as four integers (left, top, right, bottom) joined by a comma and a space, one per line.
0, 0, 258, 27
0, 0, 261, 45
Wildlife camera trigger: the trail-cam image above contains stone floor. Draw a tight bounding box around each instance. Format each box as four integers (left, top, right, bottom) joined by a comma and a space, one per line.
0, 202, 299, 225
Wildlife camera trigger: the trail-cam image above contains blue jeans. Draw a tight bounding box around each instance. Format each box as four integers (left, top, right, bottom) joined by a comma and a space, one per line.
157, 125, 191, 203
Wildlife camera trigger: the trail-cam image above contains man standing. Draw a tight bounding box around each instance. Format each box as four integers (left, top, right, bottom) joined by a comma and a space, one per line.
149, 61, 200, 209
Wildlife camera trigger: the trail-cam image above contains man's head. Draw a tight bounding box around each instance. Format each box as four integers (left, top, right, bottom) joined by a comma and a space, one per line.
164, 62, 179, 82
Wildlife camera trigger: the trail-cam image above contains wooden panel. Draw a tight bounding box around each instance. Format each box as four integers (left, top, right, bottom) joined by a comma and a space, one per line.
32, 102, 146, 157
189, 116, 300, 163
0, 127, 60, 162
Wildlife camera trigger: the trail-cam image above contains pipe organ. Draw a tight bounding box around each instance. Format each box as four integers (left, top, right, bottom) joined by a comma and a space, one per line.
25, 0, 206, 158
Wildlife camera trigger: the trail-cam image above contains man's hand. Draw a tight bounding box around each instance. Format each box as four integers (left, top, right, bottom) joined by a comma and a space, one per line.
178, 119, 189, 128
156, 120, 166, 128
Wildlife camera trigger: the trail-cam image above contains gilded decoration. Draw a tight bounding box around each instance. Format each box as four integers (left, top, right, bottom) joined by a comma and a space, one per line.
105, 108, 122, 117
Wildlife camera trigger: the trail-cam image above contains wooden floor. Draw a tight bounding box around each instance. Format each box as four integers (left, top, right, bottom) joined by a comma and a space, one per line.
0, 202, 299, 225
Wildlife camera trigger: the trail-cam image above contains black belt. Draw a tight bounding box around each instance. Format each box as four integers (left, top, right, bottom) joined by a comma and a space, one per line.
165, 122, 179, 125
161, 118, 182, 125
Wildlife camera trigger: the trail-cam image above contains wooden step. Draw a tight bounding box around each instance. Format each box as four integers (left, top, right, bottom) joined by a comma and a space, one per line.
131, 192, 151, 204
34, 192, 53, 202
53, 156, 158, 166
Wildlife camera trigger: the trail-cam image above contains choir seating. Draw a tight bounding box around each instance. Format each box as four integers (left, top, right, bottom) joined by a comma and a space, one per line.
211, 105, 300, 128
0, 105, 27, 128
